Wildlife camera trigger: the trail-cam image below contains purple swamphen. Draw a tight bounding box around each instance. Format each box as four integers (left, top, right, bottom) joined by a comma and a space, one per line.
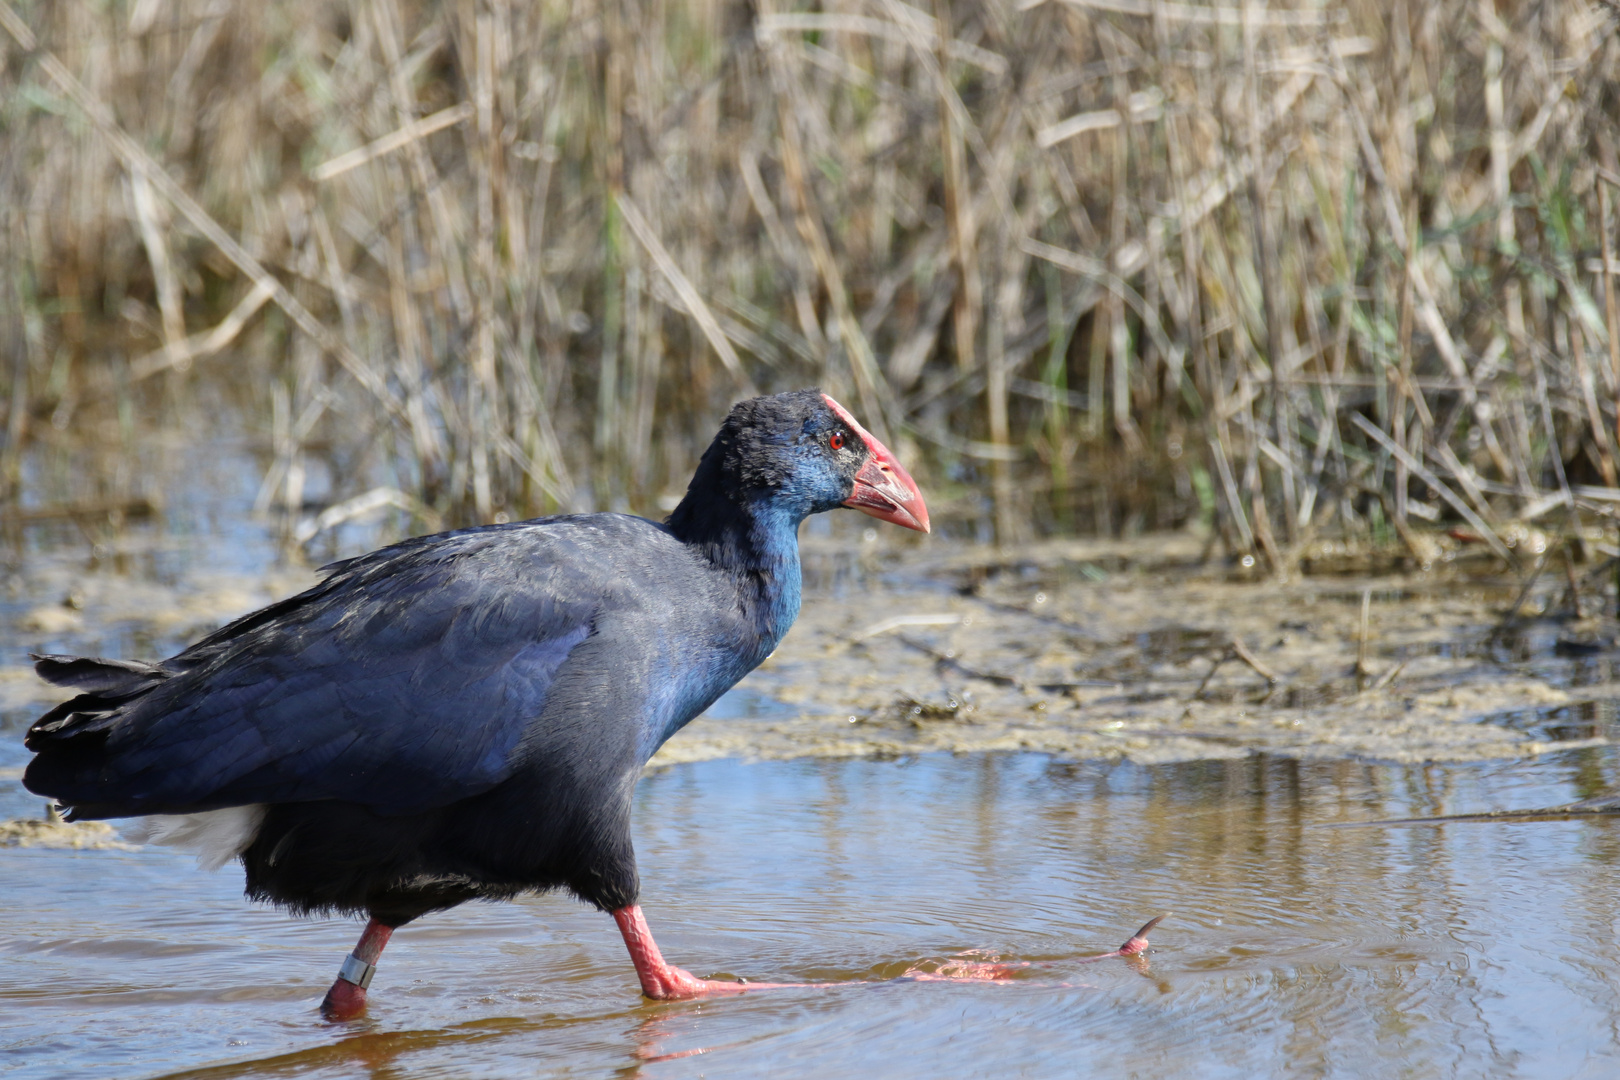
23, 389, 928, 1018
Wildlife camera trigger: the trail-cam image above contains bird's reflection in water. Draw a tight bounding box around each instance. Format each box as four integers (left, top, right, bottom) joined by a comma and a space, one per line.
630, 1011, 720, 1067
142, 1016, 548, 1080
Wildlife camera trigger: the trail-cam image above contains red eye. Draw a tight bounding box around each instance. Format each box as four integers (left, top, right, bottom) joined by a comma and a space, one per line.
830, 432, 846, 451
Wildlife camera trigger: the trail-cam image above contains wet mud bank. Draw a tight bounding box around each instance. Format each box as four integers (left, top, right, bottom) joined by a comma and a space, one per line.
655, 531, 1620, 770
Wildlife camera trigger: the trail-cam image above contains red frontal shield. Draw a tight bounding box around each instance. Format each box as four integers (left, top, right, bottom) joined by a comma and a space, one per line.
821, 394, 930, 533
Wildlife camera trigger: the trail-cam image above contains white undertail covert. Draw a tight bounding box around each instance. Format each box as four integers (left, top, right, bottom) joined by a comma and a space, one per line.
123, 805, 267, 871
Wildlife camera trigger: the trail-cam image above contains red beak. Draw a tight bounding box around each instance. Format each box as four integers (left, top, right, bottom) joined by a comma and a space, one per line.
822, 394, 930, 534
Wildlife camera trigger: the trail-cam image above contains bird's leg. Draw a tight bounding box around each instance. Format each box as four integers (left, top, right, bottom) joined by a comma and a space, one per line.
613, 904, 795, 999
320, 917, 394, 1020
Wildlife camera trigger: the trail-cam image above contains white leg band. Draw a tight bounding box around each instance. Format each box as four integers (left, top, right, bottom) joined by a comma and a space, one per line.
337, 953, 377, 989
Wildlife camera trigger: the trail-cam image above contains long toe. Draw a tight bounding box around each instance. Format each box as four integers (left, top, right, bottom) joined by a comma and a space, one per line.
643, 965, 800, 999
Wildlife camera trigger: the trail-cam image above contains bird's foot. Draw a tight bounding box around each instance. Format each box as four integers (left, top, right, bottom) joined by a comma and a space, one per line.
320, 979, 368, 1020
639, 963, 762, 1000
612, 904, 808, 1000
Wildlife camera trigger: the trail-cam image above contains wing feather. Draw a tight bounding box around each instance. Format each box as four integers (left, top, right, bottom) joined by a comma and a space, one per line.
25, 524, 607, 817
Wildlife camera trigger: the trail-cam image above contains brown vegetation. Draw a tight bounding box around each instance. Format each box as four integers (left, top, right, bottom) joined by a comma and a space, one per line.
3, 0, 1620, 558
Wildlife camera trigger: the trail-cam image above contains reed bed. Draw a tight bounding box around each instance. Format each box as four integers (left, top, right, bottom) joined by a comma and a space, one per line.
3, 0, 1620, 563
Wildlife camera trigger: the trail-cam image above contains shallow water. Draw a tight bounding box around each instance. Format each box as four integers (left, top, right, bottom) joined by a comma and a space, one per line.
4, 750, 1620, 1078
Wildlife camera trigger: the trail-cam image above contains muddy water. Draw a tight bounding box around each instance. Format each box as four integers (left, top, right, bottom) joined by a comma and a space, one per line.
8, 425, 1620, 1076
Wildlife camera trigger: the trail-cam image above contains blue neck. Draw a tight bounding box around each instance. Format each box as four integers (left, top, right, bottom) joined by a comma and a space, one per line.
643, 495, 804, 760
745, 505, 803, 646
666, 493, 803, 649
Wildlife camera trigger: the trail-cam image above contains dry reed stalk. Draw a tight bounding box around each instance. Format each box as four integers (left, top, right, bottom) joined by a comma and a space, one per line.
130, 280, 273, 379
1571, 320, 1618, 488
1602, 171, 1620, 458
1391, 195, 1417, 532
128, 171, 187, 367
1241, 0, 1286, 525
931, 0, 978, 383
312, 104, 475, 183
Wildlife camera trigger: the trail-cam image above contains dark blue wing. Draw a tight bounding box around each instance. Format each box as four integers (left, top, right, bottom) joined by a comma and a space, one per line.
27, 523, 611, 816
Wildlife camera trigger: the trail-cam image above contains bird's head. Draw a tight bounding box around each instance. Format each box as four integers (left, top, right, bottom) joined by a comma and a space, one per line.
672, 388, 929, 535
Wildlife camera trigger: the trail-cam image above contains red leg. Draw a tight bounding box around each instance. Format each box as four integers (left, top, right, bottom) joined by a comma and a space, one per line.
612, 905, 806, 999
320, 918, 394, 1020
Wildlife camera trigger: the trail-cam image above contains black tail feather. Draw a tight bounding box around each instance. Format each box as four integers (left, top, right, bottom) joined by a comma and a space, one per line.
32, 654, 167, 695
25, 655, 169, 762
27, 703, 122, 745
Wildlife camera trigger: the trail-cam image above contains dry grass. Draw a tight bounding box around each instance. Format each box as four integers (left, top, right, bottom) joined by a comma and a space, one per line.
3, 0, 1620, 559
